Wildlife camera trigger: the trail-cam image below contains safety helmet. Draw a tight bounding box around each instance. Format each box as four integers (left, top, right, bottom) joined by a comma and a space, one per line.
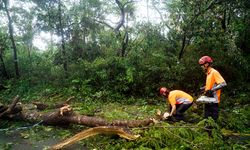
199, 56, 213, 65
159, 87, 168, 95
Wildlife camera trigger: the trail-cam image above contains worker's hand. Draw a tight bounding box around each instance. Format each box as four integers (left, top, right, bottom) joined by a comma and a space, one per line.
205, 90, 214, 97
199, 86, 205, 93
163, 112, 170, 119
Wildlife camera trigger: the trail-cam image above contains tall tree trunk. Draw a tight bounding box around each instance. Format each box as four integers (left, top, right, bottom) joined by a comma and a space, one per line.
58, 0, 67, 74
27, 42, 33, 77
0, 53, 9, 79
221, 9, 227, 31
178, 31, 187, 60
3, 0, 20, 78
115, 0, 132, 57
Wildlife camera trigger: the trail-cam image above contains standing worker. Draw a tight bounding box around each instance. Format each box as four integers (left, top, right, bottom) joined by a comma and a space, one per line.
159, 87, 193, 121
199, 56, 227, 120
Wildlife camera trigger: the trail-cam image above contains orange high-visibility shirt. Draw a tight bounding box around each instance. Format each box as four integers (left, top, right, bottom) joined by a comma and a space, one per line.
168, 90, 193, 106
205, 68, 226, 103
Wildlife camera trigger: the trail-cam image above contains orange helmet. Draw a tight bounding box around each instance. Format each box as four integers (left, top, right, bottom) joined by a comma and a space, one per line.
199, 56, 213, 65
159, 87, 168, 95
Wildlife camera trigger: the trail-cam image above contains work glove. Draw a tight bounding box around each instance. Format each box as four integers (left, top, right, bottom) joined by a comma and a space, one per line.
199, 86, 205, 93
163, 112, 170, 119
205, 90, 214, 97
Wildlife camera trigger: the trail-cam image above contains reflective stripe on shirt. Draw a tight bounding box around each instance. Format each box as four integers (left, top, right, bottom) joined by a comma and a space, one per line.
176, 98, 192, 104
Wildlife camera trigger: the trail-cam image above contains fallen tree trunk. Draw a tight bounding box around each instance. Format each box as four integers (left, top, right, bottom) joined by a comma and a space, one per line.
17, 105, 154, 127
0, 97, 155, 128
0, 96, 160, 149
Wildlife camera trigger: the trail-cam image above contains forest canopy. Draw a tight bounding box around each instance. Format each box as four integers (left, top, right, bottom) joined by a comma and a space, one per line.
0, 0, 249, 100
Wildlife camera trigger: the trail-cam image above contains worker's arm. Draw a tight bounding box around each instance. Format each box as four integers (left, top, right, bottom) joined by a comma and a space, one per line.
205, 82, 227, 97
199, 86, 205, 94
211, 82, 227, 91
212, 71, 227, 91
169, 104, 176, 116
200, 86, 205, 90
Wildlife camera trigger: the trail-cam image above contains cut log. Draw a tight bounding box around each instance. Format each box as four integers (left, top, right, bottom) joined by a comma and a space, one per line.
1, 103, 155, 128
0, 96, 159, 149
27, 105, 154, 127
50, 126, 140, 150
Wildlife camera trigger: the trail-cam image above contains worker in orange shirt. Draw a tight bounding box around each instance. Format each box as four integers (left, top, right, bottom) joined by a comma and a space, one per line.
199, 56, 227, 120
159, 87, 193, 121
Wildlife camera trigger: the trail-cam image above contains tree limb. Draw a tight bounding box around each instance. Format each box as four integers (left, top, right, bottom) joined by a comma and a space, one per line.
50, 126, 140, 150
0, 95, 20, 118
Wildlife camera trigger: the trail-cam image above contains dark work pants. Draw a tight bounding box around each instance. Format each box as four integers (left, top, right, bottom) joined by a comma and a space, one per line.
170, 103, 193, 120
204, 103, 219, 120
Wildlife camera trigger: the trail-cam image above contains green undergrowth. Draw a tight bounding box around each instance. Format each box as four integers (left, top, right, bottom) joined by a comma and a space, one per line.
0, 88, 250, 150
77, 118, 249, 150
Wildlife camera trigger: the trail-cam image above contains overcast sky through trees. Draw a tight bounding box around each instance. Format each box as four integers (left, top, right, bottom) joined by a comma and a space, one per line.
32, 1, 164, 51
1, 0, 164, 51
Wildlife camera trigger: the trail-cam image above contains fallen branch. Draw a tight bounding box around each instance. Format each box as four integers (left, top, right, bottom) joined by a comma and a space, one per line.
0, 95, 20, 118
50, 126, 140, 150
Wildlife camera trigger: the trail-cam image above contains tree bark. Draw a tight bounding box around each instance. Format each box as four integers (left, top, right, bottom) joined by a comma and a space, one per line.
0, 54, 9, 79
3, 0, 20, 78
18, 105, 154, 127
0, 95, 21, 118
58, 0, 68, 74
178, 31, 187, 60
115, 0, 134, 57
0, 97, 155, 128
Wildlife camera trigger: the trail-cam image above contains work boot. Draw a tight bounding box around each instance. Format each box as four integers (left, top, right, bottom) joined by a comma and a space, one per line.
166, 116, 178, 123
174, 114, 184, 122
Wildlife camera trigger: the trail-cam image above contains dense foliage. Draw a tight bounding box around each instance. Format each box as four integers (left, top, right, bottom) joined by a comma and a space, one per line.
0, 0, 249, 149
0, 0, 249, 97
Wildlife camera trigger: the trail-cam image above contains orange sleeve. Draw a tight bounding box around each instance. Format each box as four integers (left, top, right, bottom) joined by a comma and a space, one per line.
214, 71, 225, 84
168, 94, 176, 106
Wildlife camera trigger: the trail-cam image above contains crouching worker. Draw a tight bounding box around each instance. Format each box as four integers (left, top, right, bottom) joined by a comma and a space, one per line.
159, 87, 193, 121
